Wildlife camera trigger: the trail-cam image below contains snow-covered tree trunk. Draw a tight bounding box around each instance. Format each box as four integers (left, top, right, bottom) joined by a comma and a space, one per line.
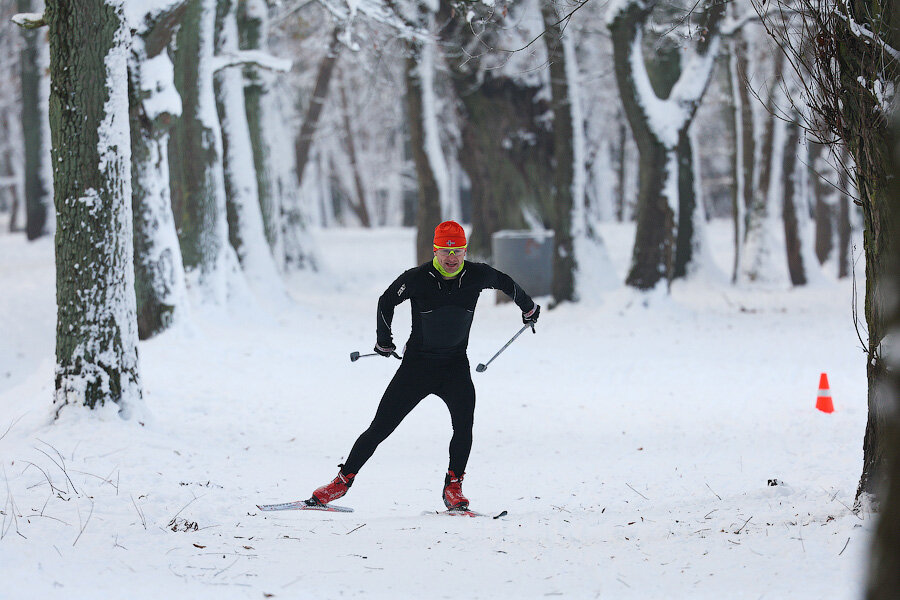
128, 3, 190, 340
214, 0, 285, 299
18, 0, 51, 240
740, 50, 786, 285
238, 0, 281, 259
864, 103, 900, 600
607, 0, 724, 290
726, 26, 754, 282
170, 0, 230, 305
47, 0, 141, 415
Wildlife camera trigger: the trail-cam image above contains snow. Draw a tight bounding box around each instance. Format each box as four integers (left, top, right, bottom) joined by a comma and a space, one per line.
0, 220, 872, 599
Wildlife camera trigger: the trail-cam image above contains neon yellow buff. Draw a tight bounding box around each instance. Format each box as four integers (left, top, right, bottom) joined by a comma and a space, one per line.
433, 256, 464, 278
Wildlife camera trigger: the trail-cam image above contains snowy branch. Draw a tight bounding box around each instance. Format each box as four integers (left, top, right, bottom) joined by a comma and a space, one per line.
210, 50, 293, 73
11, 12, 46, 29
835, 3, 900, 61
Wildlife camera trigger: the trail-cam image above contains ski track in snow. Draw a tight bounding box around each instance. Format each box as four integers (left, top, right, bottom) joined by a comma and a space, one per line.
0, 223, 871, 599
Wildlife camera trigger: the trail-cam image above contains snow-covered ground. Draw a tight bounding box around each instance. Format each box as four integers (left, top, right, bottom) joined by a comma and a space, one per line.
0, 221, 872, 599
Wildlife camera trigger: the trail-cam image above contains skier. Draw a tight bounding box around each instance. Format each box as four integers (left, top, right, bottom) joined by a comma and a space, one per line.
308, 221, 540, 510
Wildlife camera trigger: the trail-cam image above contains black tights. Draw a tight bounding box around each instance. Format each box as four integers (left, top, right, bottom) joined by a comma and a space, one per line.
342, 355, 475, 476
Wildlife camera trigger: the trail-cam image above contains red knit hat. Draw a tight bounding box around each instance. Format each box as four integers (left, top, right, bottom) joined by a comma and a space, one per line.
433, 221, 467, 249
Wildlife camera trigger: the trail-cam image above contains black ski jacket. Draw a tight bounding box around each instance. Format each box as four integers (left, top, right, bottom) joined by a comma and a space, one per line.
376, 261, 535, 359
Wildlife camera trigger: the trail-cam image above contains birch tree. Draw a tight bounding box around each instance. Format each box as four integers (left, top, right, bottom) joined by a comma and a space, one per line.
607, 0, 725, 290
45, 0, 141, 414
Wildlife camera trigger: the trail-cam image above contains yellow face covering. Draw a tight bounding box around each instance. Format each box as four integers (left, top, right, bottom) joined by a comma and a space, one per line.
433, 256, 464, 278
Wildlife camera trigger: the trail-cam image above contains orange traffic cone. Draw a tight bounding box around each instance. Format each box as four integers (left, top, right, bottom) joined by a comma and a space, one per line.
816, 373, 834, 413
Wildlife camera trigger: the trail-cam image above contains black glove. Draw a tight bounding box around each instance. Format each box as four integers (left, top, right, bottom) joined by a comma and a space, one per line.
374, 341, 396, 357
522, 304, 540, 326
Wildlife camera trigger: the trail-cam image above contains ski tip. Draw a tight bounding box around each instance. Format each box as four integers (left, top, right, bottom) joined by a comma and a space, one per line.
493, 510, 508, 519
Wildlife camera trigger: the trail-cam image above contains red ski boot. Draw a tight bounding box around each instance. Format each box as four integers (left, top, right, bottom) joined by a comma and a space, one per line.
310, 469, 355, 506
442, 470, 469, 510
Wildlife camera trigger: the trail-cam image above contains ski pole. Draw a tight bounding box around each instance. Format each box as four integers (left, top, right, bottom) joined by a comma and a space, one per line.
475, 322, 535, 373
350, 350, 401, 362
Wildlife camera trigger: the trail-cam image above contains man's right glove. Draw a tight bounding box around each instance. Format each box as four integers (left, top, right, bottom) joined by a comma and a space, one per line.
374, 341, 397, 357
522, 304, 540, 326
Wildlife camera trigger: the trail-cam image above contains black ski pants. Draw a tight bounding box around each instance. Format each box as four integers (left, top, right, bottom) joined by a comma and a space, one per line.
342, 354, 476, 476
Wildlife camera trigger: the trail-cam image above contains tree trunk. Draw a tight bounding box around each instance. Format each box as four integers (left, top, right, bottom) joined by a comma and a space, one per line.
406, 52, 442, 265
781, 116, 806, 285
843, 0, 900, 504
837, 146, 852, 279
214, 0, 285, 297
865, 104, 900, 600
19, 0, 51, 240
609, 0, 723, 289
541, 0, 577, 303
295, 29, 341, 187
727, 27, 754, 282
673, 129, 697, 279
810, 141, 834, 265
615, 117, 628, 222
170, 0, 230, 304
129, 4, 191, 340
238, 0, 277, 254
46, 0, 141, 414
741, 50, 785, 284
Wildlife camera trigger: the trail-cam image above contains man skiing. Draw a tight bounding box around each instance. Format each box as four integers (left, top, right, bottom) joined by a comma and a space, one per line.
308, 220, 540, 511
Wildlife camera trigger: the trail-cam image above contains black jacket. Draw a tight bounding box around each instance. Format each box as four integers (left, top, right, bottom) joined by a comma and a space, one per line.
377, 261, 535, 358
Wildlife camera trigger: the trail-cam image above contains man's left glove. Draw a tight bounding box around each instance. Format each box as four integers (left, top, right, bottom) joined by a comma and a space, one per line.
522, 304, 540, 326
374, 341, 397, 357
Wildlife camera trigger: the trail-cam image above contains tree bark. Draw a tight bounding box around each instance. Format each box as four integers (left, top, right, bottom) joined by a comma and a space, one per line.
19, 0, 50, 240
46, 0, 141, 413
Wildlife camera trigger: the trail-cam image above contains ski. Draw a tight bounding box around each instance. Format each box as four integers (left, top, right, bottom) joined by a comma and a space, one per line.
431, 509, 508, 519
256, 499, 354, 513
